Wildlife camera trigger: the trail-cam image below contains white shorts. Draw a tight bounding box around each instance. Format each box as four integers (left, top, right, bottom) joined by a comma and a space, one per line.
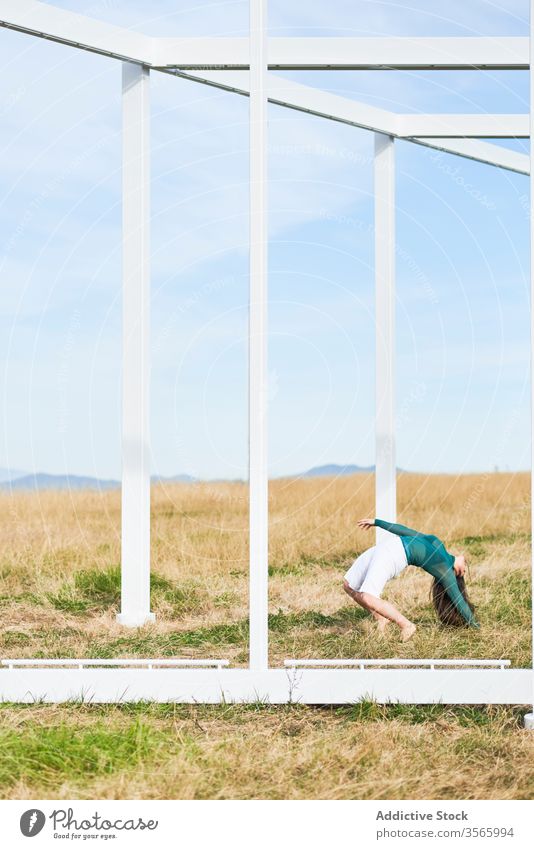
344, 534, 407, 598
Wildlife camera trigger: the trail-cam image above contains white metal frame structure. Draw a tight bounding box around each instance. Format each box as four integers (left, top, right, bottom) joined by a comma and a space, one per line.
0, 1, 532, 719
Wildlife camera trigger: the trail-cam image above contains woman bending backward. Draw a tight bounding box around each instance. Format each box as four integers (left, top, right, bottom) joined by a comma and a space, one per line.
343, 517, 479, 641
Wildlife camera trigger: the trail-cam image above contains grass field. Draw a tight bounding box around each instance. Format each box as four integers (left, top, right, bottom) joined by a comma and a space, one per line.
0, 471, 532, 799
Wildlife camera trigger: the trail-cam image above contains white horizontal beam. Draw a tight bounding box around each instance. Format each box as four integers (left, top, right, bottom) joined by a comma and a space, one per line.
0, 7, 528, 173
175, 70, 529, 173
399, 113, 528, 138
0, 0, 151, 64
0, 10, 528, 72
0, 668, 529, 703
178, 70, 527, 140
410, 137, 529, 175
152, 36, 529, 70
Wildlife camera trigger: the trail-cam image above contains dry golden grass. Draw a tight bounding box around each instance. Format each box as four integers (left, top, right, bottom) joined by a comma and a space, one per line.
0, 472, 532, 800
0, 702, 532, 800
0, 471, 530, 665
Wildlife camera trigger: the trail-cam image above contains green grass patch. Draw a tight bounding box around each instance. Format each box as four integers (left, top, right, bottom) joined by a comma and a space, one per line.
47, 566, 207, 617
47, 566, 122, 613
454, 532, 531, 560
340, 702, 522, 728
213, 591, 239, 608
0, 631, 32, 648
150, 572, 206, 616
269, 563, 306, 577
0, 592, 45, 608
88, 620, 249, 658
0, 719, 169, 792
477, 571, 531, 622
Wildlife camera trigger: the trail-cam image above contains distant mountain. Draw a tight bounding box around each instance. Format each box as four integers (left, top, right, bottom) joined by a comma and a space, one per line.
300, 463, 375, 478
0, 464, 386, 491
1, 473, 120, 491
0, 467, 27, 483
152, 473, 196, 484
0, 471, 197, 491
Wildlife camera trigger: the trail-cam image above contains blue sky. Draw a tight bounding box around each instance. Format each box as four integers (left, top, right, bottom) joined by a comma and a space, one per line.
0, 0, 530, 480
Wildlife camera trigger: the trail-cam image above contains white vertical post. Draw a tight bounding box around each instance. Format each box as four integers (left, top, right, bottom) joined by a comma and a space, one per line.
525, 0, 534, 730
374, 133, 397, 543
249, 0, 269, 670
117, 62, 154, 627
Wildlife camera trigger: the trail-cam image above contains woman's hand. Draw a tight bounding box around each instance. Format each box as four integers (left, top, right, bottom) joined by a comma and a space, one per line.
357, 519, 375, 531
453, 554, 466, 577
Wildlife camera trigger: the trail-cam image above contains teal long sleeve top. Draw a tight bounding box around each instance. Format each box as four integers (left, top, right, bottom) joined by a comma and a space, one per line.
374, 518, 480, 628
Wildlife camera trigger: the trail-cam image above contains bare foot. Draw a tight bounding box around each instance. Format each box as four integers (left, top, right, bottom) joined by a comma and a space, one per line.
375, 617, 390, 634
400, 622, 417, 642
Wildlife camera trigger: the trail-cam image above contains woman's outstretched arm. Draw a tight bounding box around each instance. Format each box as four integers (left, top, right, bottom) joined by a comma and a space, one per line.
372, 518, 419, 537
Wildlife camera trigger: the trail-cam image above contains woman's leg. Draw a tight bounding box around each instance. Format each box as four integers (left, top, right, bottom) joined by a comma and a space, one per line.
370, 610, 391, 632
343, 581, 416, 641
345, 541, 415, 640
343, 580, 388, 629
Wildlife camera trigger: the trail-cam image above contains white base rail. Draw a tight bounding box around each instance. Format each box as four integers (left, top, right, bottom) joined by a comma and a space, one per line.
1, 658, 229, 669
0, 664, 528, 705
284, 658, 511, 670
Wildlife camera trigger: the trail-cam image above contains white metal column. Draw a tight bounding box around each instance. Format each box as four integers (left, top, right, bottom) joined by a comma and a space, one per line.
526, 0, 534, 730
249, 0, 269, 670
117, 62, 154, 627
374, 133, 397, 542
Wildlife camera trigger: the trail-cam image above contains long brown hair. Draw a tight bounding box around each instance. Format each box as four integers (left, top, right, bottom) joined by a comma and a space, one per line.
431, 575, 476, 627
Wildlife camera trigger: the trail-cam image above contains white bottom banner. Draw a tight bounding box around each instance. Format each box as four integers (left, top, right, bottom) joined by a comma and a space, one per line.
1, 799, 532, 848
